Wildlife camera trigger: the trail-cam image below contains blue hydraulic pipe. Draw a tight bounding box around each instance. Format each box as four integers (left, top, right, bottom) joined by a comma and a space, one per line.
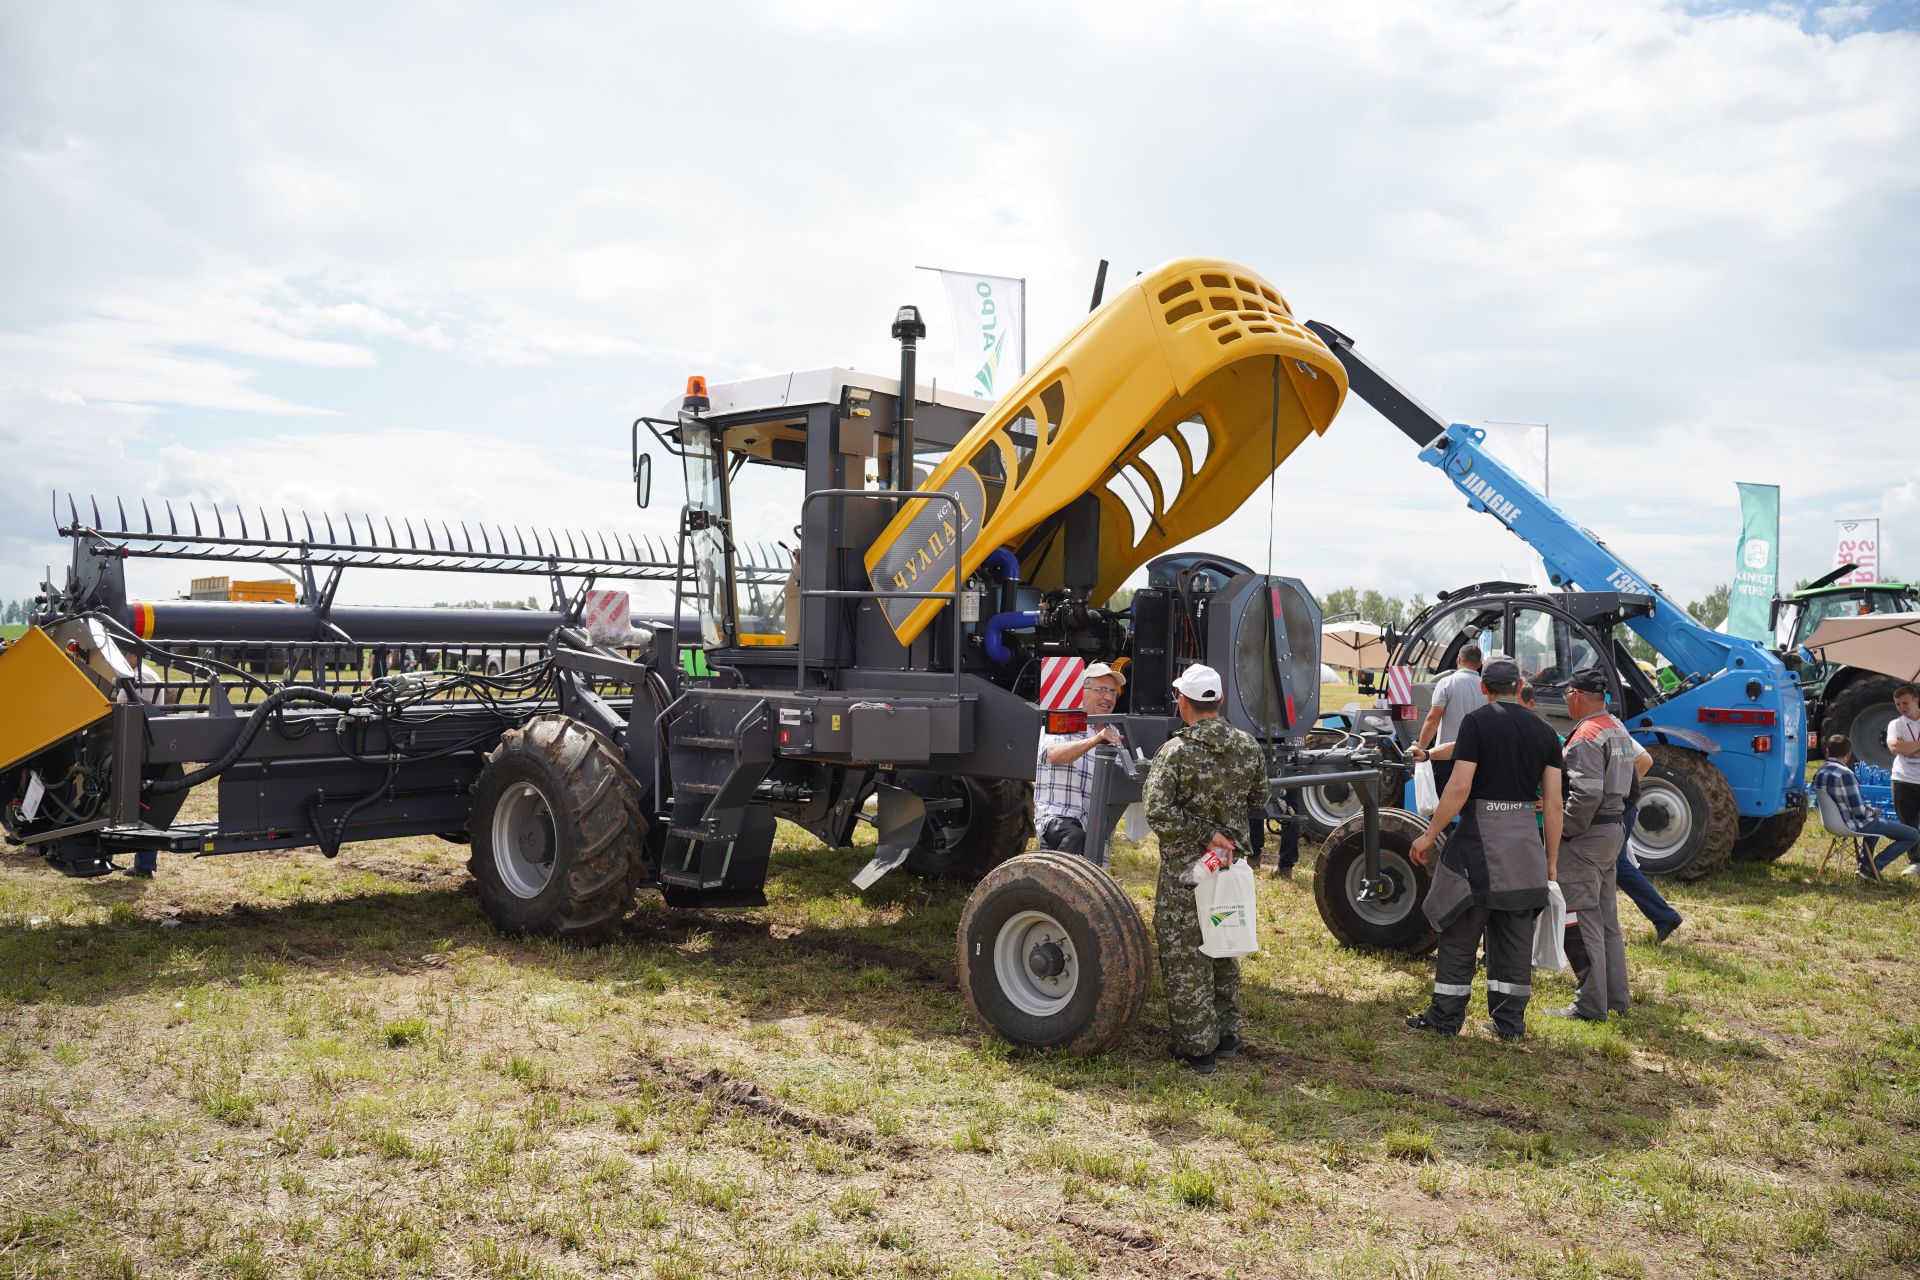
984, 610, 1039, 665
985, 547, 1021, 584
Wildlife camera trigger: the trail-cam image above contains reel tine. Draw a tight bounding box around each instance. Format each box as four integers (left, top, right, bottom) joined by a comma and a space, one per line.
260, 507, 271, 540
238, 506, 248, 539
566, 529, 578, 560
281, 509, 293, 542
405, 517, 418, 548
91, 495, 102, 527
324, 513, 336, 543
215, 505, 225, 538
459, 521, 473, 554
479, 524, 492, 555
515, 525, 528, 557
303, 511, 315, 543
364, 513, 376, 546
117, 497, 127, 531
442, 520, 455, 552
165, 499, 178, 535
596, 530, 610, 561
386, 516, 398, 548
67, 493, 78, 530
192, 502, 203, 537
344, 514, 356, 547
141, 498, 153, 534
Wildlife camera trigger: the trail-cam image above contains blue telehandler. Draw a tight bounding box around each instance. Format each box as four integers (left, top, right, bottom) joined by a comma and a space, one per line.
1299, 321, 1808, 950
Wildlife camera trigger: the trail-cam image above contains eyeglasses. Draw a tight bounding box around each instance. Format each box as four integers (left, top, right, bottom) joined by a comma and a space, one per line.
1082, 685, 1120, 699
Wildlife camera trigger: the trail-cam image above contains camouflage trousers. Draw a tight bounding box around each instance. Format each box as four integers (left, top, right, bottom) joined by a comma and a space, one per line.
1154, 872, 1240, 1057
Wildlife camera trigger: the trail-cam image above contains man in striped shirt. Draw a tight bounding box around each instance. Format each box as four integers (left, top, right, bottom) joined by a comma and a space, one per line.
1035, 664, 1125, 865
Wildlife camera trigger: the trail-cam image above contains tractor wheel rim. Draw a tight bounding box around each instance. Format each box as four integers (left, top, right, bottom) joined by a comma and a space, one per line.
1631, 782, 1692, 861
492, 781, 557, 899
992, 909, 1079, 1017
923, 779, 975, 854
1847, 704, 1896, 769
1343, 848, 1418, 927
1304, 781, 1363, 829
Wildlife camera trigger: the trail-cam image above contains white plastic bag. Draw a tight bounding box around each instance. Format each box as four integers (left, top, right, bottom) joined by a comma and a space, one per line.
1532, 881, 1568, 972
1413, 760, 1440, 816
1194, 861, 1261, 958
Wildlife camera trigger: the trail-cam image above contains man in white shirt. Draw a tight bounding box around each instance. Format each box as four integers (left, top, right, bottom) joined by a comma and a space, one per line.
1888, 683, 1920, 837
1419, 644, 1488, 799
1034, 663, 1126, 866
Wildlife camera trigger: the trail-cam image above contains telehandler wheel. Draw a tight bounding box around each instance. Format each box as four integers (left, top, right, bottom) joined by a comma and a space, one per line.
958, 851, 1149, 1054
903, 776, 1035, 880
1731, 808, 1809, 862
469, 714, 646, 945
1826, 674, 1900, 771
1632, 745, 1737, 880
1313, 808, 1437, 955
1300, 777, 1365, 843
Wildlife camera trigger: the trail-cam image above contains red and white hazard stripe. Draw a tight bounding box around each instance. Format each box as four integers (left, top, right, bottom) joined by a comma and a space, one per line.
581, 589, 631, 644
1037, 656, 1086, 710
1386, 664, 1413, 705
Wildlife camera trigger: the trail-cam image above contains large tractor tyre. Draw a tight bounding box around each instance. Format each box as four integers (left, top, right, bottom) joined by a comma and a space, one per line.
1731, 808, 1809, 863
469, 714, 646, 944
958, 851, 1150, 1054
1631, 745, 1737, 881
1826, 674, 1901, 771
903, 776, 1035, 880
1313, 808, 1437, 955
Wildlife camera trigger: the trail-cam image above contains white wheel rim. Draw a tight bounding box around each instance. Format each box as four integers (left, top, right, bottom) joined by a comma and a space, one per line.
992, 909, 1080, 1017
1343, 847, 1419, 927
1304, 781, 1363, 829
492, 781, 557, 899
1631, 781, 1693, 866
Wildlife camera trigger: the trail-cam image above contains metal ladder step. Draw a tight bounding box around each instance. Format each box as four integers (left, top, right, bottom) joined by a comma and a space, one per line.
672, 735, 738, 751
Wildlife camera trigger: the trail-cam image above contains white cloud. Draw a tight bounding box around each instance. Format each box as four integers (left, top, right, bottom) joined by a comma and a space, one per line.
1, 0, 1916, 615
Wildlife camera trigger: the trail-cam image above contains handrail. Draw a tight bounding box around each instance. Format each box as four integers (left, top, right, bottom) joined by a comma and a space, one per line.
796, 488, 969, 695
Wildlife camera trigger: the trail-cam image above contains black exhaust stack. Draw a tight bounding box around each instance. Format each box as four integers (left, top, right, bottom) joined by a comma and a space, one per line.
891, 305, 927, 494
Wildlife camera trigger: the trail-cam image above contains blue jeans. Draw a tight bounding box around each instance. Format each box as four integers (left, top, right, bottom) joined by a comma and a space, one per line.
1615, 805, 1681, 932
1857, 815, 1920, 873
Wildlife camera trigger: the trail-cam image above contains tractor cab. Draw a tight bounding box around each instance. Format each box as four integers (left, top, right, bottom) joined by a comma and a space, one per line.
1774, 582, 1918, 655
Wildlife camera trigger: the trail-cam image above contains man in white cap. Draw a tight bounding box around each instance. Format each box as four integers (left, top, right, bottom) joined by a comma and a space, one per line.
1143, 663, 1270, 1073
1034, 662, 1127, 866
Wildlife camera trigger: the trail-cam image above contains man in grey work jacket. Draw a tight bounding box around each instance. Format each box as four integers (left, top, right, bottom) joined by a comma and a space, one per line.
1405, 658, 1563, 1042
1551, 668, 1639, 1021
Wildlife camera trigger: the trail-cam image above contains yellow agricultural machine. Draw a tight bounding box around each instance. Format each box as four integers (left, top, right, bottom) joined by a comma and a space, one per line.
1, 259, 1400, 1051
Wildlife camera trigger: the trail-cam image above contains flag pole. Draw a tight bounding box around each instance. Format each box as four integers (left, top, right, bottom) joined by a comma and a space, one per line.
1019, 277, 1028, 377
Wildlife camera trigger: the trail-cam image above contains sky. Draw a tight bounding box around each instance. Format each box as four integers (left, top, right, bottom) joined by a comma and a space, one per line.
3, 0, 1917, 621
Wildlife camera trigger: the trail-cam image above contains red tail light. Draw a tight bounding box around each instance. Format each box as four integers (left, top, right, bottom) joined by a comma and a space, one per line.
1391, 703, 1418, 722
1047, 710, 1087, 735
1698, 707, 1775, 726
1752, 735, 1773, 753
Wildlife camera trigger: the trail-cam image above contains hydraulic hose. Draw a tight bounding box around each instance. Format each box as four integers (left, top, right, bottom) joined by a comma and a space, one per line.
983, 610, 1040, 665
145, 686, 357, 795
985, 546, 1022, 618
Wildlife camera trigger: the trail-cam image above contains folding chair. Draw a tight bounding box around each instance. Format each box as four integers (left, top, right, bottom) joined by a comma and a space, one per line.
1814, 790, 1881, 881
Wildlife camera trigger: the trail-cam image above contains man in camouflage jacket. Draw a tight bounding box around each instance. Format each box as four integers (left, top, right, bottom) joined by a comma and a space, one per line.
1143, 664, 1270, 1073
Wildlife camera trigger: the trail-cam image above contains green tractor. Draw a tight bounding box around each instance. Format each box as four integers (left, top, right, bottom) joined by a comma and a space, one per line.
1774, 569, 1917, 768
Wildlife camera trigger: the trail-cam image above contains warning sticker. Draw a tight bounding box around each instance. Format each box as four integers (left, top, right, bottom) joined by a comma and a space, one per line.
582, 589, 632, 644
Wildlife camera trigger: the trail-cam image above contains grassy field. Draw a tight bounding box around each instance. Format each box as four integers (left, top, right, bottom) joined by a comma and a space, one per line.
0, 624, 26, 642
3, 772, 1918, 1279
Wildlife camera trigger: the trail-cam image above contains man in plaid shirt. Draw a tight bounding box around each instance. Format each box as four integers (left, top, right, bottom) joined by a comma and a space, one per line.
1813, 733, 1920, 880
1035, 663, 1126, 866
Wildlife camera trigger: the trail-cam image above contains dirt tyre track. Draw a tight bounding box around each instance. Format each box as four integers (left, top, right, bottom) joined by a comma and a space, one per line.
958, 851, 1149, 1054
469, 714, 646, 944
1731, 807, 1808, 862
903, 775, 1035, 880
1313, 807, 1437, 954
1636, 744, 1737, 881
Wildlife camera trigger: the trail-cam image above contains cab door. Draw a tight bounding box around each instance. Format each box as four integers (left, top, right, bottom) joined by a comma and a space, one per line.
1505, 602, 1619, 735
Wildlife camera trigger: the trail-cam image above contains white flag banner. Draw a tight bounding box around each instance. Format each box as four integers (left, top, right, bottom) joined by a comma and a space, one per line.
932, 270, 1024, 401
1480, 421, 1549, 493
1833, 519, 1880, 584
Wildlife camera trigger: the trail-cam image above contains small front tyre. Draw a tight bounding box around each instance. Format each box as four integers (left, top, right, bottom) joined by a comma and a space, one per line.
958, 851, 1149, 1054
469, 715, 646, 944
1312, 808, 1437, 954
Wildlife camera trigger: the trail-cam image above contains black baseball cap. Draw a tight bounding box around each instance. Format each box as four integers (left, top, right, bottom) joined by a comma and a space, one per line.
1481, 659, 1521, 693
1566, 667, 1610, 695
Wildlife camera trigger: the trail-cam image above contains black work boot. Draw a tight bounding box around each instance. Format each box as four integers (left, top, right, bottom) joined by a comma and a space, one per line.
1173, 1048, 1218, 1075
1214, 1033, 1242, 1058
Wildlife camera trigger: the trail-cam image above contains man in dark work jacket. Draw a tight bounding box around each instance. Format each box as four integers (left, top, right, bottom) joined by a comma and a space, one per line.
1403, 659, 1564, 1042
